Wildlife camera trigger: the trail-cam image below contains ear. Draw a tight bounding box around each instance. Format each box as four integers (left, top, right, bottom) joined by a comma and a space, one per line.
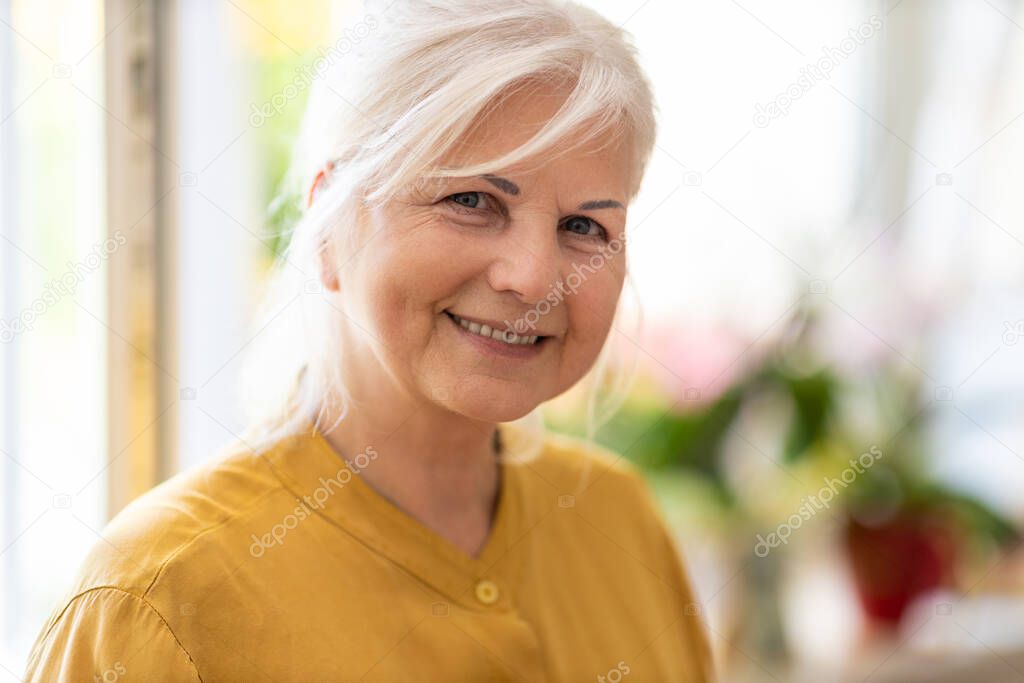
308, 168, 328, 209
307, 161, 337, 209
316, 238, 341, 293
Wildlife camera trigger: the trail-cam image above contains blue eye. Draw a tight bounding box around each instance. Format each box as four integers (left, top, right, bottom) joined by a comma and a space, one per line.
561, 215, 608, 240
446, 192, 490, 210
442, 193, 609, 242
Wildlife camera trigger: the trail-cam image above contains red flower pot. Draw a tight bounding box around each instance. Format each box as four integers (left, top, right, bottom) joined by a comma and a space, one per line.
844, 509, 957, 625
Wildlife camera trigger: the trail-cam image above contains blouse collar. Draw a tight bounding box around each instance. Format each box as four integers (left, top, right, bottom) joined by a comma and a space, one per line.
258, 423, 523, 612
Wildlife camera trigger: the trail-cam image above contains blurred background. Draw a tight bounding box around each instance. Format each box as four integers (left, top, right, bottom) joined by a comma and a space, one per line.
2, 0, 1024, 680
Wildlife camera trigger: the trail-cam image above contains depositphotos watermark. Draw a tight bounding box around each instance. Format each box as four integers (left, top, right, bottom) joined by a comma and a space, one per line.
596, 660, 630, 683
93, 661, 126, 683
503, 231, 629, 336
753, 15, 883, 128
0, 231, 127, 344
249, 446, 378, 557
248, 14, 379, 128
754, 445, 883, 558
1003, 319, 1024, 346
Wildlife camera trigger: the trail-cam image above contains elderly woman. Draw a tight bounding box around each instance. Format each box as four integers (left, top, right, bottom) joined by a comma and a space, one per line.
26, 1, 711, 681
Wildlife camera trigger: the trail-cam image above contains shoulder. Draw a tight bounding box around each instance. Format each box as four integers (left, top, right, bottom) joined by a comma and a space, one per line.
527, 430, 715, 680
24, 586, 202, 682
529, 429, 652, 496
34, 435, 301, 635
27, 436, 303, 678
518, 429, 665, 528
69, 438, 287, 595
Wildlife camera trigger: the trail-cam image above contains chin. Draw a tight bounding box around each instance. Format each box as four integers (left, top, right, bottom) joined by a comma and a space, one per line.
456, 403, 536, 423
440, 382, 545, 423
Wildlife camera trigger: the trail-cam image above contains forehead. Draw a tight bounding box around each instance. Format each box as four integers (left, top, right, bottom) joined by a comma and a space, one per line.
439, 82, 633, 191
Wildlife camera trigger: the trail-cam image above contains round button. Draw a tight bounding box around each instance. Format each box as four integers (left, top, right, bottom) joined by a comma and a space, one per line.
474, 579, 500, 605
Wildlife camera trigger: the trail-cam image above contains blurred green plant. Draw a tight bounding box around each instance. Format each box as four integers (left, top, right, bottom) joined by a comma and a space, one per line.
570, 302, 1018, 549
553, 299, 1021, 643
252, 53, 311, 259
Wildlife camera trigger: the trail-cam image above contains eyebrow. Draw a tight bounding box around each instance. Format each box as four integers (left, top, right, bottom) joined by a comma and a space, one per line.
577, 199, 625, 211
481, 175, 625, 211
482, 174, 520, 196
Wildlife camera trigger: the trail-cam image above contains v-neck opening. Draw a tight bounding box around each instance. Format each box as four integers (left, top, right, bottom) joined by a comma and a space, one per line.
259, 421, 521, 610
309, 425, 515, 569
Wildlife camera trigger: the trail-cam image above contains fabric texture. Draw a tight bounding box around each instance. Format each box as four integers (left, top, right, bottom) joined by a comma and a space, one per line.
25, 424, 713, 682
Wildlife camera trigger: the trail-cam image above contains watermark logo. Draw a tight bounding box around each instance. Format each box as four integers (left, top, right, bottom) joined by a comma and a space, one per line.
753, 15, 883, 128
502, 231, 629, 335
754, 445, 883, 557
93, 661, 126, 683
0, 231, 127, 344
1003, 320, 1024, 346
249, 14, 380, 128
597, 661, 630, 683
249, 446, 378, 557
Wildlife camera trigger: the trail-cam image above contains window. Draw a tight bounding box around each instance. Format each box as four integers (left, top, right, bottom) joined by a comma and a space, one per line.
0, 0, 107, 675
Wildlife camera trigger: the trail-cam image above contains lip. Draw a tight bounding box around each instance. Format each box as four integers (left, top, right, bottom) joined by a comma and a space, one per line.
443, 310, 549, 360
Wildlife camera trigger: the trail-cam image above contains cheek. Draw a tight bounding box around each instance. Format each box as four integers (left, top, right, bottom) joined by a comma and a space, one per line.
352, 224, 470, 348
361, 262, 438, 345
562, 264, 624, 365
571, 249, 625, 323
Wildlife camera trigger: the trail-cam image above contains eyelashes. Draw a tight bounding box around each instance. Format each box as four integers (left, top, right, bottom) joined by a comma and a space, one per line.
560, 215, 608, 241
441, 191, 610, 242
446, 191, 493, 212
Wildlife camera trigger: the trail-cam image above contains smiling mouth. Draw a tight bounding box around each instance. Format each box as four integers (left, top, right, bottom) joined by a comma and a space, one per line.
443, 310, 546, 346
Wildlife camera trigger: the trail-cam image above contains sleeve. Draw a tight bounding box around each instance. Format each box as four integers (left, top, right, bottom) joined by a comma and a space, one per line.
24, 587, 202, 683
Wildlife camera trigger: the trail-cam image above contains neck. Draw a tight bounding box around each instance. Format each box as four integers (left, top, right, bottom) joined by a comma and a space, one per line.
317, 394, 503, 558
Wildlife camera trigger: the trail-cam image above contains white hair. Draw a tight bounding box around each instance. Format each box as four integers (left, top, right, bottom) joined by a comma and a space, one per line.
240, 0, 657, 458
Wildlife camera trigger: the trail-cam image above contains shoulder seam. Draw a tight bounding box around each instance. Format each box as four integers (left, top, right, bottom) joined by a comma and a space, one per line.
38, 585, 205, 682
142, 484, 284, 598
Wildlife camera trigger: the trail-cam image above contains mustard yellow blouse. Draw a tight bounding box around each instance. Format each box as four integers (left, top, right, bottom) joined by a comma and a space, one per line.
25, 425, 712, 682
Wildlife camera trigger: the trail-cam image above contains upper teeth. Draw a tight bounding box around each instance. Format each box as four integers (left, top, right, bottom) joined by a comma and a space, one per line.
450, 313, 539, 345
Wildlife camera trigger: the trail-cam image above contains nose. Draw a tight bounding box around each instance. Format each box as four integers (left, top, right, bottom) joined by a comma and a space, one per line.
485, 218, 561, 306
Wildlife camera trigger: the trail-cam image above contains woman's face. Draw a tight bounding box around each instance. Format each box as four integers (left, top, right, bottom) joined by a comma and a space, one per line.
332, 88, 634, 422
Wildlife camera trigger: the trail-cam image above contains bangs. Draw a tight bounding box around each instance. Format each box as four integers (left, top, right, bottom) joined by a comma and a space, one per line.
360, 43, 652, 208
